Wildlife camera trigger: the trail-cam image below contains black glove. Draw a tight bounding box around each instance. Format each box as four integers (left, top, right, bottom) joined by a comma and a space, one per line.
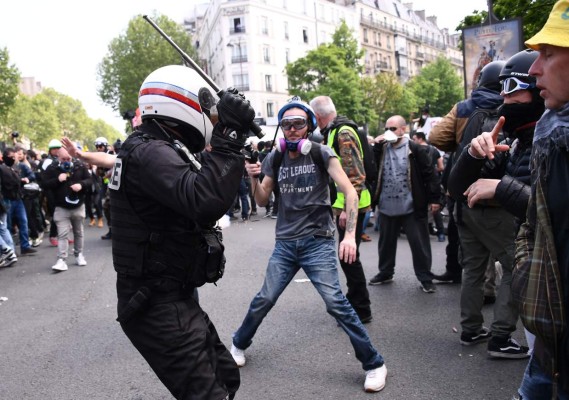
217, 88, 255, 133
210, 123, 248, 154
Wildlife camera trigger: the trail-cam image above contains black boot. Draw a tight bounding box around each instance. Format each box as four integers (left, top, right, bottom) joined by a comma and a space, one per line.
101, 229, 112, 240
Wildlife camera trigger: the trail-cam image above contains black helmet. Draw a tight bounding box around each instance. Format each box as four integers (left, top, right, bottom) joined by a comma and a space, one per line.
477, 61, 506, 92
499, 49, 538, 83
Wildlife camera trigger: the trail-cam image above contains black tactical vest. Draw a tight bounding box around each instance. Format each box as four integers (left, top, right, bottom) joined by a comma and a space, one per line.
109, 133, 201, 285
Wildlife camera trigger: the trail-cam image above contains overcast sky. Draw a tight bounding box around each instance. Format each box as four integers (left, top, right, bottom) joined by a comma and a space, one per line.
1, 0, 488, 135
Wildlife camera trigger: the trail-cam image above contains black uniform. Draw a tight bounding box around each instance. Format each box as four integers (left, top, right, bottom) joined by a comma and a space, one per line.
110, 122, 244, 400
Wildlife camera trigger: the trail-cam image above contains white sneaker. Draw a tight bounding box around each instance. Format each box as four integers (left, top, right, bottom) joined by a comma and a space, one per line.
52, 258, 68, 272
76, 253, 87, 266
230, 344, 246, 367
364, 364, 387, 393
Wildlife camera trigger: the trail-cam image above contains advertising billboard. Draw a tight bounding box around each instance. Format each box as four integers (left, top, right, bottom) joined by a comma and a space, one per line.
462, 18, 523, 97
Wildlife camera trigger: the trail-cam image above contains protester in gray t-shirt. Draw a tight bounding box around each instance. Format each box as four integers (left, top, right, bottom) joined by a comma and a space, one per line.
230, 97, 388, 394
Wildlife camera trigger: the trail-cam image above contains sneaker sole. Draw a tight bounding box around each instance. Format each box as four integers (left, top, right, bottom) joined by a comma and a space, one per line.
460, 335, 491, 346
487, 350, 530, 359
365, 383, 386, 393
369, 278, 393, 286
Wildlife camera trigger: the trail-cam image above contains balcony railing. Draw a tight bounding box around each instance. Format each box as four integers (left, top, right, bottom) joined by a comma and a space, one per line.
230, 26, 246, 34
231, 55, 248, 63
233, 84, 249, 91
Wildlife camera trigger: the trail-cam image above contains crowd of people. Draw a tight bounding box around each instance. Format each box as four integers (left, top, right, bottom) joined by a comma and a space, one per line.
0, 136, 119, 271
1, 1, 567, 398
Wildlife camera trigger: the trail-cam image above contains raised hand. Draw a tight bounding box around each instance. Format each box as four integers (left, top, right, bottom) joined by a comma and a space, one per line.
217, 87, 255, 133
469, 116, 510, 160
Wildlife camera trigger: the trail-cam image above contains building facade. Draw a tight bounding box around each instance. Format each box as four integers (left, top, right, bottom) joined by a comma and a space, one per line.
186, 0, 464, 132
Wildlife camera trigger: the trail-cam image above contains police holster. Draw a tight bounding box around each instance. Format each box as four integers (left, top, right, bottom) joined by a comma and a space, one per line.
116, 286, 151, 324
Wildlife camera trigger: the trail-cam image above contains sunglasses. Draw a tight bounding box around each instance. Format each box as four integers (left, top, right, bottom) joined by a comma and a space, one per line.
385, 126, 398, 131
501, 77, 535, 95
281, 117, 308, 131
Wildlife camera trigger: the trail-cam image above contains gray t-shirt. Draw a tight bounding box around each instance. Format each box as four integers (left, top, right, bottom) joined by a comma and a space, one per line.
262, 146, 336, 240
378, 138, 414, 216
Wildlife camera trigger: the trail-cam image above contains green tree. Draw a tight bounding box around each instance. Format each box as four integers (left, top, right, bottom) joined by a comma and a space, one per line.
361, 73, 418, 134
286, 20, 369, 123
5, 89, 120, 151
97, 13, 198, 129
459, 0, 554, 39
0, 47, 21, 134
6, 91, 60, 150
405, 56, 463, 118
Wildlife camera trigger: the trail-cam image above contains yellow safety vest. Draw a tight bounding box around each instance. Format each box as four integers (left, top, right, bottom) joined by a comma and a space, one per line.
327, 125, 371, 210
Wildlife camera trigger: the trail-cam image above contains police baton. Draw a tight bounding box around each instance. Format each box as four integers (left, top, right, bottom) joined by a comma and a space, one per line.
143, 15, 265, 139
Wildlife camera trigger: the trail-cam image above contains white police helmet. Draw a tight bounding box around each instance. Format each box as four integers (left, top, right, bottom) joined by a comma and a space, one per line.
48, 139, 62, 150
94, 137, 109, 147
138, 65, 219, 153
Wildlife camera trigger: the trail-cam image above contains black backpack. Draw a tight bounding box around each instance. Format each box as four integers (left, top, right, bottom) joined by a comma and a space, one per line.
328, 118, 377, 193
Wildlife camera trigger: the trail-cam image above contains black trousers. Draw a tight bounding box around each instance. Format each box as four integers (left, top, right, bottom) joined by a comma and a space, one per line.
445, 212, 462, 277
336, 212, 371, 320
377, 212, 434, 283
119, 296, 240, 400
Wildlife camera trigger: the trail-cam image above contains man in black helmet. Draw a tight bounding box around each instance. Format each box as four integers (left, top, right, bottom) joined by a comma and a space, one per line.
106, 65, 256, 400
428, 61, 506, 286
447, 50, 545, 360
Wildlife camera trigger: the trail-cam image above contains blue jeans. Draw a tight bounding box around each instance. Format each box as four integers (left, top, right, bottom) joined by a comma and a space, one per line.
0, 210, 14, 251
232, 235, 384, 371
238, 178, 249, 219
518, 355, 569, 399
4, 199, 30, 250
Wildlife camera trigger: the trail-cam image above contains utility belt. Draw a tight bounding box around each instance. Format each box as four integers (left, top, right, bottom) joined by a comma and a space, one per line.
116, 283, 193, 324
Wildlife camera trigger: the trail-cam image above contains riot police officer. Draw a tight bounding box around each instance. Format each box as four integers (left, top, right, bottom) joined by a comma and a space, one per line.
109, 65, 255, 400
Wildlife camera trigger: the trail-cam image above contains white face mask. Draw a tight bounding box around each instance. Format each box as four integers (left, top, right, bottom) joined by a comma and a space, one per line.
383, 130, 398, 143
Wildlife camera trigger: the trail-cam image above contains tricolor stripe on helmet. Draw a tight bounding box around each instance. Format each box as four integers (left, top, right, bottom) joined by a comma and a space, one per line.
140, 82, 202, 113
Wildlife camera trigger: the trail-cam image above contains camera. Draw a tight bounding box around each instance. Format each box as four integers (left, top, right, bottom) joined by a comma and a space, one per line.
242, 143, 258, 164
11, 131, 19, 138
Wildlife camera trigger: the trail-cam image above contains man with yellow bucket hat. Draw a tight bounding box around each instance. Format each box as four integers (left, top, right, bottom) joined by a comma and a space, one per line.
512, 1, 569, 398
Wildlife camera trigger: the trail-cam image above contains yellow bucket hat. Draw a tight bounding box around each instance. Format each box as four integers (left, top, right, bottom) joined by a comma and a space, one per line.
525, 0, 569, 49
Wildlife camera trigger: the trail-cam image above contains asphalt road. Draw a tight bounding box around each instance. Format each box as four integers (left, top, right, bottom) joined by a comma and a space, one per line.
0, 215, 528, 399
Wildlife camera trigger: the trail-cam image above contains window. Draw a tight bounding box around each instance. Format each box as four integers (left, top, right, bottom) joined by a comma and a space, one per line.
232, 18, 243, 34
263, 46, 270, 63
285, 48, 290, 64
284, 21, 289, 40
232, 73, 249, 92
267, 102, 274, 117
261, 16, 268, 35
302, 28, 308, 44
265, 75, 273, 92
363, 28, 368, 43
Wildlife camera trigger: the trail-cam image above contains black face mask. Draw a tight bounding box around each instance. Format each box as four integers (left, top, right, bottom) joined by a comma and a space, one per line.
4, 157, 15, 167
499, 101, 545, 138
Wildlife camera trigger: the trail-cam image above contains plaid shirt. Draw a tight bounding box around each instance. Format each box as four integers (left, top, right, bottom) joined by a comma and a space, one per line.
513, 122, 568, 391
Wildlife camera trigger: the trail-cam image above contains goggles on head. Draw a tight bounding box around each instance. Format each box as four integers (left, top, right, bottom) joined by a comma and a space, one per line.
501, 77, 535, 95
280, 116, 308, 131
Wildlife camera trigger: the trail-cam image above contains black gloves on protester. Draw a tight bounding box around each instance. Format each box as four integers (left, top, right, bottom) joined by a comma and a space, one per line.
211, 88, 256, 153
